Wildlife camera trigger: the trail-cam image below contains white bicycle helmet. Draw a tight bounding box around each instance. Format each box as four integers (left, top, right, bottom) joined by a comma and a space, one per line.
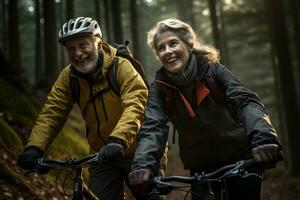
58, 17, 102, 44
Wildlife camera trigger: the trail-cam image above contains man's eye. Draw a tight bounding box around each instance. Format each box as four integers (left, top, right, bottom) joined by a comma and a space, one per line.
80, 43, 86, 49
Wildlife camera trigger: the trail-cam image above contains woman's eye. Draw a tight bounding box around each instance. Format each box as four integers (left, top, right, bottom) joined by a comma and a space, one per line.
158, 46, 165, 52
170, 41, 178, 47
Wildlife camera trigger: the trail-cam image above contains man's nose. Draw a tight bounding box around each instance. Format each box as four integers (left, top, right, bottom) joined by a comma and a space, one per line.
74, 48, 83, 59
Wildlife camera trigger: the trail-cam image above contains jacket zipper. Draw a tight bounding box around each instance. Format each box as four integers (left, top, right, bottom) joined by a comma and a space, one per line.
89, 83, 107, 145
100, 93, 108, 121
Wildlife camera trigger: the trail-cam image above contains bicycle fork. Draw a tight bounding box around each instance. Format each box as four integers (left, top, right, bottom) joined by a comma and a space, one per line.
73, 167, 84, 200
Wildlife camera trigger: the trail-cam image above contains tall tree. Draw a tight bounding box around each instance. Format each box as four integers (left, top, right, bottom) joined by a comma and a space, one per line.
176, 0, 195, 27
1, 0, 7, 55
208, 0, 222, 56
8, 0, 21, 71
111, 0, 123, 43
43, 0, 58, 89
218, 0, 230, 66
66, 0, 74, 20
35, 0, 43, 85
103, 0, 111, 42
129, 0, 141, 61
290, 0, 300, 64
265, 0, 300, 175
95, 0, 101, 25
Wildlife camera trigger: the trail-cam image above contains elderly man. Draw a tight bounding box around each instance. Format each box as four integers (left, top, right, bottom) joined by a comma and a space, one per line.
18, 17, 148, 200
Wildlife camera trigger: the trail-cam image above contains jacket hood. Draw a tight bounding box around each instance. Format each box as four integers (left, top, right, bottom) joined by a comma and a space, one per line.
100, 42, 117, 76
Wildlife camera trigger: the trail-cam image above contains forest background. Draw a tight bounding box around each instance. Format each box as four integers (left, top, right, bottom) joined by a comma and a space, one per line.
0, 0, 300, 199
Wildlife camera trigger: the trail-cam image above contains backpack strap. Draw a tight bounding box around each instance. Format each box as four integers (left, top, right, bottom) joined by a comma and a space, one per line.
69, 73, 80, 105
107, 57, 121, 96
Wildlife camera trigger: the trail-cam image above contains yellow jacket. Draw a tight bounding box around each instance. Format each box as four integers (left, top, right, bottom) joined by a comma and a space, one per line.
26, 42, 148, 157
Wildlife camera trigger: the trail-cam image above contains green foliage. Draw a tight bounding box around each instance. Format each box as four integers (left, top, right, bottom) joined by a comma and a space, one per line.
0, 79, 38, 122
47, 127, 89, 159
0, 117, 24, 155
45, 127, 89, 188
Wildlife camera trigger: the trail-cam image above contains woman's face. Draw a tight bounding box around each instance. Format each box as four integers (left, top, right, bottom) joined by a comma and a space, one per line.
155, 31, 191, 74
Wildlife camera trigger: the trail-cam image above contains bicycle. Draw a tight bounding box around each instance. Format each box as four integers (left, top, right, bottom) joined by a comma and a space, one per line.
32, 153, 100, 200
151, 154, 283, 200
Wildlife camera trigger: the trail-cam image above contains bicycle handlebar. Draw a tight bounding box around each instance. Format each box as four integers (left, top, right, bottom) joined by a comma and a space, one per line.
34, 152, 99, 173
153, 152, 283, 195
154, 158, 255, 185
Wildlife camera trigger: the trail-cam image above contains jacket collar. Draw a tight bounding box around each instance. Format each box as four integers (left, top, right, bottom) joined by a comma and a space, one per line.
155, 54, 210, 84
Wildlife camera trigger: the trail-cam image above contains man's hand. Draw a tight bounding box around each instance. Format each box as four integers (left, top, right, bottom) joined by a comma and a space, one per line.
97, 139, 124, 163
252, 144, 281, 168
17, 146, 43, 170
128, 168, 152, 197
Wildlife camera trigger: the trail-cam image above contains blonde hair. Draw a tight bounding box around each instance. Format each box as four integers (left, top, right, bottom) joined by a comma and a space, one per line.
147, 18, 220, 63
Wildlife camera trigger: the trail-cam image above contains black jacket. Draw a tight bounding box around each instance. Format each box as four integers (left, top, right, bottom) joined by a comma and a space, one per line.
131, 57, 279, 175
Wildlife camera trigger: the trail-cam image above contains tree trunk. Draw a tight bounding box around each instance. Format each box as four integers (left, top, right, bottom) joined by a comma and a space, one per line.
103, 0, 111, 42
57, 0, 66, 69
265, 0, 300, 175
95, 0, 102, 26
66, 0, 74, 20
35, 0, 44, 85
289, 0, 300, 100
8, 0, 21, 71
218, 0, 230, 66
290, 0, 300, 62
1, 0, 8, 57
43, 0, 58, 89
111, 0, 123, 43
129, 0, 141, 61
176, 0, 195, 27
208, 0, 222, 54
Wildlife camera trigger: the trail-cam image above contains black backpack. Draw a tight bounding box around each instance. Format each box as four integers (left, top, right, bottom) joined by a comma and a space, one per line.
69, 41, 148, 104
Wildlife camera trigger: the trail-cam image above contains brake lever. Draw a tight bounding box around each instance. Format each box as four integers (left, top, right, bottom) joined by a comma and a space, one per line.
34, 158, 54, 174
153, 177, 174, 195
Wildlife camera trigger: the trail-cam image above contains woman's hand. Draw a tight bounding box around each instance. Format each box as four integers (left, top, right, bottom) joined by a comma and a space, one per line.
128, 168, 152, 197
252, 144, 281, 168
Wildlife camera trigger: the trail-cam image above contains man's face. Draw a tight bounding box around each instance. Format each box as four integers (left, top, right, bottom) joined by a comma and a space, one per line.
65, 36, 99, 74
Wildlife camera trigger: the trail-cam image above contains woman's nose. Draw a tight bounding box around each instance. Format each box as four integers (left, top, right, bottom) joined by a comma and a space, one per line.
165, 45, 172, 53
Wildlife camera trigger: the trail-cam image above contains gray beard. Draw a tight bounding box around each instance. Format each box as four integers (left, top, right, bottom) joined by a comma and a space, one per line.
72, 53, 98, 74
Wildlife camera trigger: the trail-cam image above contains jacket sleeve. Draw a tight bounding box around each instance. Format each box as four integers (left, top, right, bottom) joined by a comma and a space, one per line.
130, 83, 169, 175
109, 58, 148, 150
26, 69, 74, 151
213, 63, 280, 147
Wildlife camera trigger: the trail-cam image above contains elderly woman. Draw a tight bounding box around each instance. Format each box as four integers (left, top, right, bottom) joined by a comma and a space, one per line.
128, 18, 281, 200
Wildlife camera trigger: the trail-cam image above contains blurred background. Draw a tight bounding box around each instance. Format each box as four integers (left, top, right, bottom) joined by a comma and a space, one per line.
0, 0, 300, 199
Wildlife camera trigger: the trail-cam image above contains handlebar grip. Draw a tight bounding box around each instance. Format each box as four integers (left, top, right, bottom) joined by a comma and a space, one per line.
152, 177, 174, 195
241, 159, 257, 168
242, 150, 284, 169
34, 158, 54, 174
